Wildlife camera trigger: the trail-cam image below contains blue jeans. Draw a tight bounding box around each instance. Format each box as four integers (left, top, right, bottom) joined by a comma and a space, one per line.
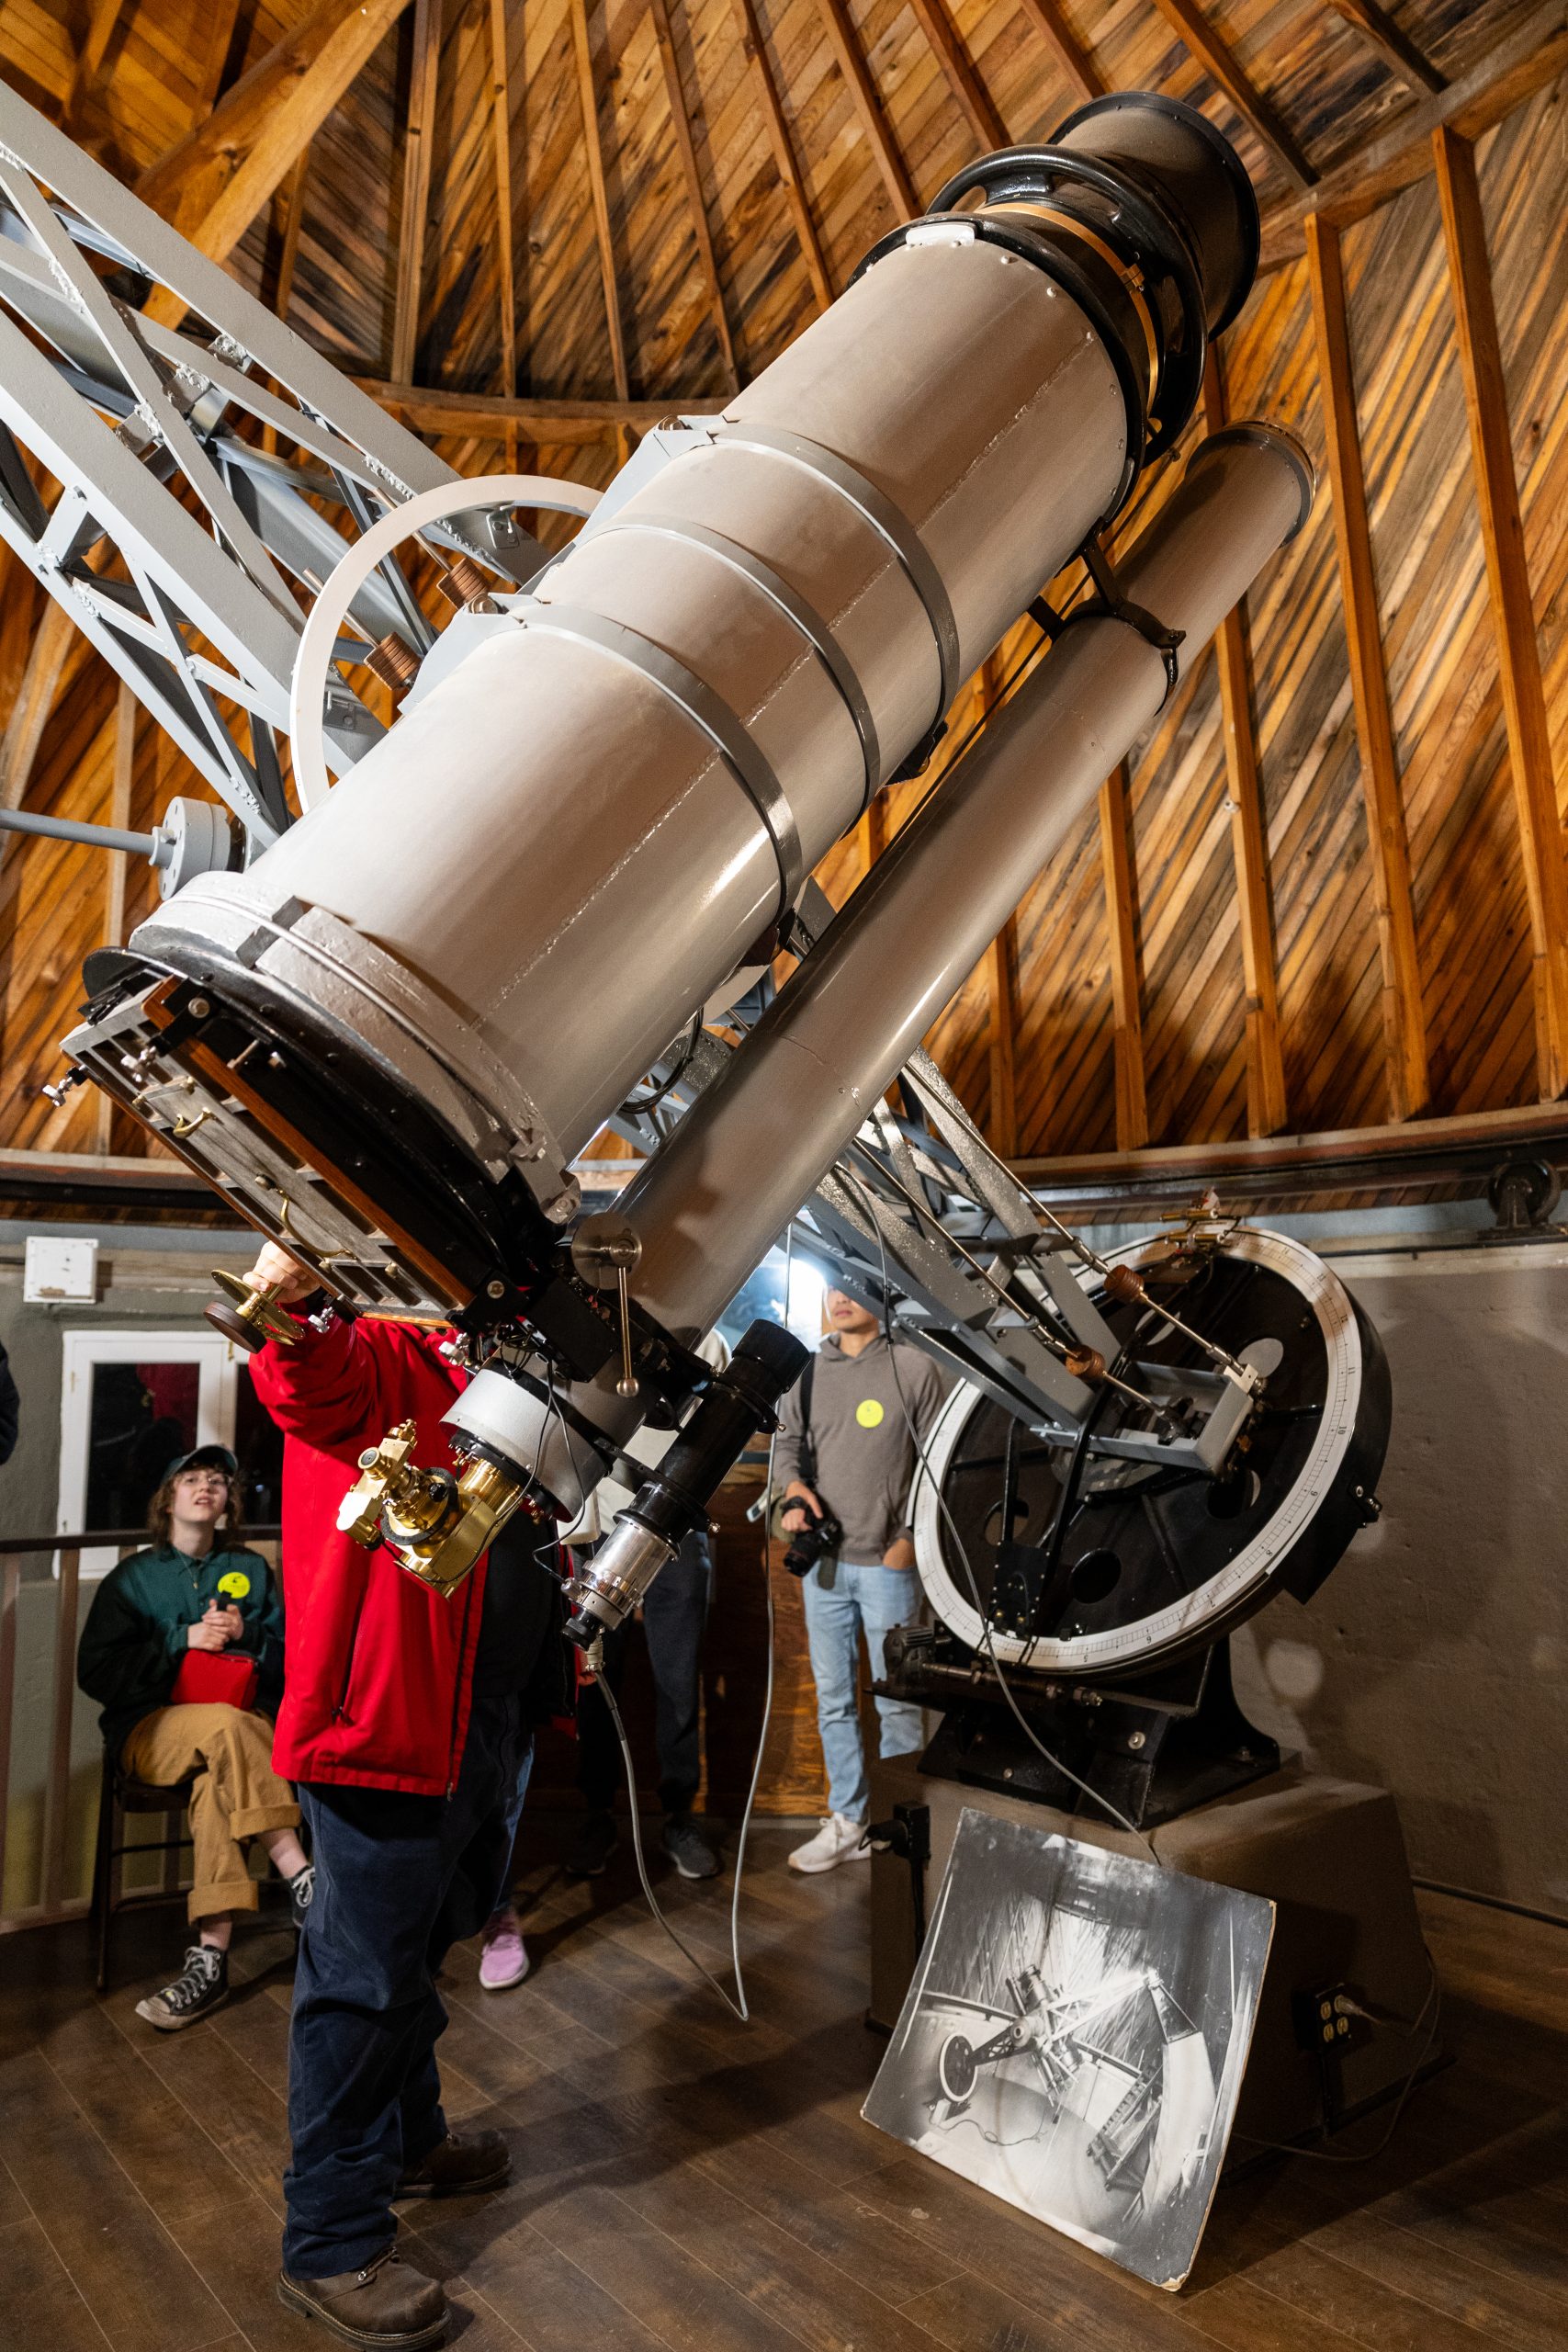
801, 1558, 924, 1824
282, 1690, 533, 2278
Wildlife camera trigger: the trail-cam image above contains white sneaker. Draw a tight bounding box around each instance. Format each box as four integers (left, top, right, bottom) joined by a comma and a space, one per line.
788, 1813, 869, 1873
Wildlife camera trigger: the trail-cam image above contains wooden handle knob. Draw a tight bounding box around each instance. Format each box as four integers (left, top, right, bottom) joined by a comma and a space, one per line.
1064, 1346, 1106, 1383
1104, 1264, 1146, 1306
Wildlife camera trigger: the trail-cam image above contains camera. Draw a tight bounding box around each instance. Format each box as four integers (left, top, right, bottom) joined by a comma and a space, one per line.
782, 1497, 843, 1579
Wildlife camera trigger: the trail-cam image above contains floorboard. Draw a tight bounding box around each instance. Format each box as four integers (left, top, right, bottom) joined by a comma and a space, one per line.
1, 1826, 1565, 2352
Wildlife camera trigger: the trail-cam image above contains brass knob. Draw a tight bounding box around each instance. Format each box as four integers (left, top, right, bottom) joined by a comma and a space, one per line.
205, 1267, 300, 1352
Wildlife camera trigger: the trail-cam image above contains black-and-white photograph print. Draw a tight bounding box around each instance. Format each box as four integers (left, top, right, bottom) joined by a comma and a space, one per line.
863, 1812, 1274, 2290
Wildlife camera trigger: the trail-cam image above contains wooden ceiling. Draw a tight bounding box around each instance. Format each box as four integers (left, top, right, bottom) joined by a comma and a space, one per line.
0, 0, 1565, 1196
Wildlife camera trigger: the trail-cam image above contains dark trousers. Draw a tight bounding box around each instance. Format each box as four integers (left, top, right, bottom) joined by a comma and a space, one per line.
578, 1530, 711, 1817
282, 1690, 533, 2278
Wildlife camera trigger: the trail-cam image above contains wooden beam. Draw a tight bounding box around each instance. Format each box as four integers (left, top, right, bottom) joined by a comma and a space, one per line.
96, 684, 137, 1152
1434, 124, 1568, 1100
906, 0, 1008, 150
1144, 0, 1315, 192
1304, 212, 1429, 1121
569, 0, 632, 400
192, 0, 246, 116
273, 148, 310, 322
63, 0, 130, 131
137, 0, 413, 322
976, 659, 1021, 1157
1012, 0, 1103, 103
1097, 760, 1148, 1152
0, 603, 76, 816
649, 0, 740, 390
1325, 0, 1443, 96
357, 379, 728, 447
391, 0, 442, 388
1202, 353, 1286, 1138
814, 0, 919, 218
1259, 11, 1568, 268
487, 0, 519, 453
729, 0, 834, 311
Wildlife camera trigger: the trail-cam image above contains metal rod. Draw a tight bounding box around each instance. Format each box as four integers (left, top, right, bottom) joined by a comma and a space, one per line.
0, 808, 156, 854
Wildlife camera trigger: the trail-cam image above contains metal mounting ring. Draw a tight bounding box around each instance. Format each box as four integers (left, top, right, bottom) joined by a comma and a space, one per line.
514, 598, 806, 914
707, 423, 961, 730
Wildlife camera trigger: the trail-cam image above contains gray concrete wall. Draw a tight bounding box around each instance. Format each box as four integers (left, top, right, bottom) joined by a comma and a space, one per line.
1232, 1235, 1568, 1924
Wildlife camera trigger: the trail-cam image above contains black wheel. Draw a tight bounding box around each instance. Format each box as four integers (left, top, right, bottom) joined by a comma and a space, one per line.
938, 2032, 980, 2106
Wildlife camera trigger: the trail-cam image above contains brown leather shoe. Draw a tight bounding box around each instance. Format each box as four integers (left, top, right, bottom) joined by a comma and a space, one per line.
276, 2248, 447, 2347
397, 2128, 510, 2199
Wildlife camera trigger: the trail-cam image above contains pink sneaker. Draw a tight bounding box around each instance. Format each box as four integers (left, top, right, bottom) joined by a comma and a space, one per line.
478, 1908, 530, 1992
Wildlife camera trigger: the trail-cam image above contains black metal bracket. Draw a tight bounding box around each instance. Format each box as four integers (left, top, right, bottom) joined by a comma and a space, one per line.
867, 1799, 931, 1951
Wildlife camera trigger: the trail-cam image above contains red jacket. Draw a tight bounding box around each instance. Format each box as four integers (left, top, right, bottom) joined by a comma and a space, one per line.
250, 1310, 488, 1796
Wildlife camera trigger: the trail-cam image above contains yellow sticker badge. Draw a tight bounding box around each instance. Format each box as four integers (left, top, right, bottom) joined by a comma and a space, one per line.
217, 1570, 251, 1600
855, 1398, 886, 1429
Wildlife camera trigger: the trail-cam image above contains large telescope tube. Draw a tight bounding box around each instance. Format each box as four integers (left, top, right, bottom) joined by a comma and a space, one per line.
106, 95, 1258, 1306
478, 420, 1314, 1561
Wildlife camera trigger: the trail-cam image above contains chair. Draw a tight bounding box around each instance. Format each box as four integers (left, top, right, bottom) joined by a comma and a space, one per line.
90, 1747, 197, 1993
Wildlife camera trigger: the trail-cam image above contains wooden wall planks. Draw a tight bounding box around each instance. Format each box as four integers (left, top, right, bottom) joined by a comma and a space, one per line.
0, 3, 1564, 1176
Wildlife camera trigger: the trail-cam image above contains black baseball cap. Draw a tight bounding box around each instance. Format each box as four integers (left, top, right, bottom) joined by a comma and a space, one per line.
165, 1444, 239, 1480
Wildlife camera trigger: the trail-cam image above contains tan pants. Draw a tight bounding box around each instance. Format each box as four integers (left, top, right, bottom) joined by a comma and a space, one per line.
121, 1702, 299, 1924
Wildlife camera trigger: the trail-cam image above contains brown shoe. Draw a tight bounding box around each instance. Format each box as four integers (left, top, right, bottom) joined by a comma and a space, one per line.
276, 2248, 447, 2347
397, 2127, 510, 2199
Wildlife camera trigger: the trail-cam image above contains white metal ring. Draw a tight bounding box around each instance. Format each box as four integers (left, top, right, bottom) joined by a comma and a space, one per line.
288, 473, 603, 813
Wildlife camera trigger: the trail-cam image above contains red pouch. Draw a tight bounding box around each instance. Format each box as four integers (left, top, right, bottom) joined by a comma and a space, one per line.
170, 1649, 259, 1711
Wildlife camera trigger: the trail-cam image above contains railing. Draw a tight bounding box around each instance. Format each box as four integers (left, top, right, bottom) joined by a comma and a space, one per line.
0, 1524, 281, 1936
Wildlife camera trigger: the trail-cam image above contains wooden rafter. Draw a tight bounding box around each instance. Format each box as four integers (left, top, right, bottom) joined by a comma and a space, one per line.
487, 0, 519, 438
273, 149, 311, 323
1202, 354, 1286, 1139
358, 377, 725, 441
649, 0, 740, 390
569, 0, 632, 401
96, 684, 138, 1151
906, 0, 1007, 151
978, 659, 1021, 1157
137, 0, 413, 324
1434, 124, 1568, 1101
1260, 12, 1568, 267
1304, 212, 1429, 1123
728, 0, 833, 313
1144, 0, 1315, 193
391, 0, 442, 388
814, 0, 919, 218
1097, 760, 1147, 1152
1324, 0, 1443, 96
1013, 0, 1103, 104
63, 0, 130, 132
191, 0, 245, 117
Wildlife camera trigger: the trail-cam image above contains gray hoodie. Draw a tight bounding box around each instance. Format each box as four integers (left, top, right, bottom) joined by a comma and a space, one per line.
773, 1332, 946, 1560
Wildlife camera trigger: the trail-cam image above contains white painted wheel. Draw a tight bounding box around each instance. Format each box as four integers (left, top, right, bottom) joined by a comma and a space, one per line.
911, 1226, 1387, 1677
288, 473, 603, 812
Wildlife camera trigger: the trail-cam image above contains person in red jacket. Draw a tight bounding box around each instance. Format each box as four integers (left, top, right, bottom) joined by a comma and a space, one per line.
244, 1243, 566, 2352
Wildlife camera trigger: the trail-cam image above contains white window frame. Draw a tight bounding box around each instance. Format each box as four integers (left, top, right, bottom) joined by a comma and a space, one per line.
57, 1329, 242, 1579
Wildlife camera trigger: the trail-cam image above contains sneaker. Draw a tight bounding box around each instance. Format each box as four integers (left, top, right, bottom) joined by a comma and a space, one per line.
662, 1814, 720, 1881
288, 1862, 316, 1933
788, 1814, 869, 1874
276, 2247, 447, 2347
478, 1907, 530, 1991
135, 1943, 229, 2030
565, 1810, 618, 1878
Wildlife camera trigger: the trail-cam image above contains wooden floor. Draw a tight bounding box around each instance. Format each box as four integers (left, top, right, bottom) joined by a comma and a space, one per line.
3, 1822, 1568, 2352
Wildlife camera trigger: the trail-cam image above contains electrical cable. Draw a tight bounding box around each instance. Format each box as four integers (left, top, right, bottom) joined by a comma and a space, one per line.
582, 1244, 799, 2026
839, 1165, 1162, 1866
1232, 1954, 1442, 2166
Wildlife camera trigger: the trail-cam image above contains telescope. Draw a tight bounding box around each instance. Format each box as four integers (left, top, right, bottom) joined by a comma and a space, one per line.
35, 85, 1386, 1788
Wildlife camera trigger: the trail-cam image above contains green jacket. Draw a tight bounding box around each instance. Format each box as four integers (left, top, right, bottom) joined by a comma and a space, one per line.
76, 1541, 286, 1759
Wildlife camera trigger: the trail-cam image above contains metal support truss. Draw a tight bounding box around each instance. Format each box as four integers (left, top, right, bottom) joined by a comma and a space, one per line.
0, 84, 544, 846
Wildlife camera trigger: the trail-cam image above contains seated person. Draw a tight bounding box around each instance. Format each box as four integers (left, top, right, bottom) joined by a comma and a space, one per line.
77, 1443, 311, 2030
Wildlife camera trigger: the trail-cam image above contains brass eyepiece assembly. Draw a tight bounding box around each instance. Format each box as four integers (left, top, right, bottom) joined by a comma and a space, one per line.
205, 1266, 300, 1353
337, 1419, 534, 1597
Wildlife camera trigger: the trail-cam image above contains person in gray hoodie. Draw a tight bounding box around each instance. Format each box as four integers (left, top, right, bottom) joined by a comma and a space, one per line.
775, 1289, 944, 1871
